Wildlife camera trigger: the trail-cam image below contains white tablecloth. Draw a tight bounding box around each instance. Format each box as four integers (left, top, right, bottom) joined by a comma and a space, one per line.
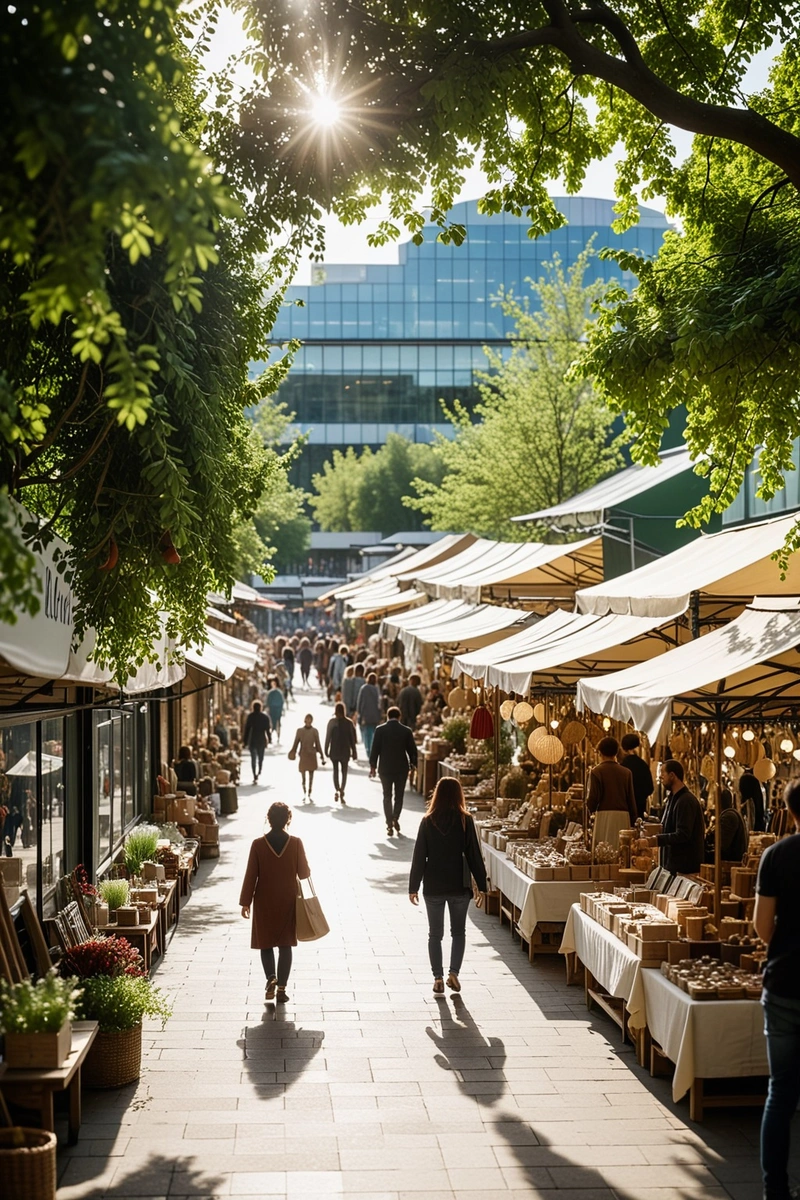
560, 904, 648, 1030
642, 968, 768, 1101
483, 845, 592, 939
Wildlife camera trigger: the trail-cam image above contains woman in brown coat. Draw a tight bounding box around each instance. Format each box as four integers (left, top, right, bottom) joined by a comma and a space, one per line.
239, 802, 311, 1002
288, 713, 324, 801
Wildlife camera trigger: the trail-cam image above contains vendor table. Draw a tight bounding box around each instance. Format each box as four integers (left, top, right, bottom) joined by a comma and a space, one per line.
156, 879, 179, 950
642, 968, 768, 1120
560, 903, 648, 1042
1, 1020, 98, 1144
483, 845, 594, 959
97, 908, 160, 972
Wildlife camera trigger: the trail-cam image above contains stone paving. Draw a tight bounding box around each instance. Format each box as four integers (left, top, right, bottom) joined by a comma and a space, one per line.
54, 687, 794, 1199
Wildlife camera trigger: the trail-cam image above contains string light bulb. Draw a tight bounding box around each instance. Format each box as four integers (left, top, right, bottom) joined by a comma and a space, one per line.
550, 719, 559, 730
780, 738, 794, 753
602, 717, 611, 731
742, 728, 755, 742
700, 723, 708, 735
723, 745, 736, 759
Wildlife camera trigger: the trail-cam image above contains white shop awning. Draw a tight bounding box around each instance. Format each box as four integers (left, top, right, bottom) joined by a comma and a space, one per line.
346, 588, 428, 621
577, 597, 800, 743
452, 608, 577, 681
398, 604, 532, 670
380, 598, 475, 641
406, 537, 512, 594
332, 534, 476, 603
64, 623, 186, 694
462, 609, 670, 695
576, 513, 800, 619
184, 625, 258, 681
439, 536, 603, 603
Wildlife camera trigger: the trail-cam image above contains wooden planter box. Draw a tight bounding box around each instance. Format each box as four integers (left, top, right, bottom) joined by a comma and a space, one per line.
4, 1021, 72, 1069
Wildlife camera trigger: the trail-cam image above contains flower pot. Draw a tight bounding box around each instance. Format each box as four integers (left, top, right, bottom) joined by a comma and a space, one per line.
4, 1021, 72, 1069
0, 1127, 57, 1200
83, 1024, 142, 1088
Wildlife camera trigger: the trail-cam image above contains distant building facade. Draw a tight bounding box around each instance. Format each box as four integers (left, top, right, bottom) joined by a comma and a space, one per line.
268, 197, 671, 489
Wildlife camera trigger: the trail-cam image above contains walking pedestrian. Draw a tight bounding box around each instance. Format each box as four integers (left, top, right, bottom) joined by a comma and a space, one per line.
342, 662, 365, 719
408, 777, 488, 995
325, 701, 357, 804
239, 801, 311, 1003
265, 677, 285, 742
398, 673, 423, 729
283, 642, 295, 688
587, 736, 638, 849
369, 706, 418, 837
356, 671, 382, 757
314, 639, 328, 689
288, 713, 325, 801
298, 637, 313, 688
328, 643, 348, 699
242, 700, 272, 785
754, 781, 800, 1200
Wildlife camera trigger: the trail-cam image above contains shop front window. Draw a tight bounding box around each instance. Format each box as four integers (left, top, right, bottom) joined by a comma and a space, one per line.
0, 716, 65, 907
93, 707, 142, 870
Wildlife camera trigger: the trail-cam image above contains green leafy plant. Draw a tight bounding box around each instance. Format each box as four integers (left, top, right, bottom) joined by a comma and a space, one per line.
123, 825, 161, 877
77, 975, 172, 1034
99, 878, 130, 913
0, 970, 82, 1033
441, 717, 470, 754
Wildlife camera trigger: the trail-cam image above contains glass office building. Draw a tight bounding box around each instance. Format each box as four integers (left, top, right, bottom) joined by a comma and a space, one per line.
269, 197, 671, 489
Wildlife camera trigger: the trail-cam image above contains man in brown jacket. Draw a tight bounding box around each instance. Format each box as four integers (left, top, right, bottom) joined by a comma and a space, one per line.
587, 736, 638, 849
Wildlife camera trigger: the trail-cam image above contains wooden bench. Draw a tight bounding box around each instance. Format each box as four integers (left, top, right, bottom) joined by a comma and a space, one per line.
1, 1020, 99, 1145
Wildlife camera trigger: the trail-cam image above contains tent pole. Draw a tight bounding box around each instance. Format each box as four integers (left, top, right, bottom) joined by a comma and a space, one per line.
714, 710, 723, 924
493, 686, 500, 805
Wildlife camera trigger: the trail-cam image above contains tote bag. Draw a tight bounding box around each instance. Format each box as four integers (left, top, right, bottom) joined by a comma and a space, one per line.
296, 876, 330, 942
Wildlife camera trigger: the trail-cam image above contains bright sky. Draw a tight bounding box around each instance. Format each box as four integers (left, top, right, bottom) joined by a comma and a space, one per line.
205, 6, 775, 284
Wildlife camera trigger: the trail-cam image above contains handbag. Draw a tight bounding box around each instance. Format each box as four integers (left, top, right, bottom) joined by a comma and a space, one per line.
295, 876, 330, 942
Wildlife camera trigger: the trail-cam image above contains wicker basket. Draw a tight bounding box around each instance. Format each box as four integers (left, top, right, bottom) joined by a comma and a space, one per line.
0, 1128, 57, 1200
83, 1023, 142, 1088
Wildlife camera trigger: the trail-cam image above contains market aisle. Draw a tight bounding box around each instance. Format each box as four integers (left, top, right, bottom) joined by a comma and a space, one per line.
57, 686, 775, 1200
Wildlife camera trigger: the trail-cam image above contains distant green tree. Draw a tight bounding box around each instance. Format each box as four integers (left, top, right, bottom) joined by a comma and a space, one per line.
407, 248, 623, 538
310, 435, 444, 534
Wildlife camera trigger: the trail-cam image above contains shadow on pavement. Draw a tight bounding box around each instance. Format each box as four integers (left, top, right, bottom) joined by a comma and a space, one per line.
57, 1150, 228, 1198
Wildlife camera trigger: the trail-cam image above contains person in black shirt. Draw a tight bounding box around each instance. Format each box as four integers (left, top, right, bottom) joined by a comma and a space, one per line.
369, 706, 418, 837
242, 701, 273, 785
397, 674, 424, 730
174, 746, 198, 796
754, 781, 800, 1200
651, 759, 705, 876
740, 769, 767, 833
409, 777, 487, 995
620, 732, 654, 820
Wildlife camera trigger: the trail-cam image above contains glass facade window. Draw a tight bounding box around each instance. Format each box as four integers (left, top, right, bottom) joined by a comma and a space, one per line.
93, 706, 144, 870
267, 197, 671, 490
0, 717, 65, 906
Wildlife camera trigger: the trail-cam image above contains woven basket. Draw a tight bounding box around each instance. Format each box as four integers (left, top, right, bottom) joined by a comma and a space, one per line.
0, 1128, 57, 1200
83, 1023, 142, 1088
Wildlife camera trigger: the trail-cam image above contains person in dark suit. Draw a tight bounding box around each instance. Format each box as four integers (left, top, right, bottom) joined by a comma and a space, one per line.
242, 700, 273, 785
369, 706, 418, 837
652, 759, 705, 875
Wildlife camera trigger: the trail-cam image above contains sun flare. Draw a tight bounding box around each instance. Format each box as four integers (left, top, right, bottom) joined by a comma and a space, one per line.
309, 92, 341, 128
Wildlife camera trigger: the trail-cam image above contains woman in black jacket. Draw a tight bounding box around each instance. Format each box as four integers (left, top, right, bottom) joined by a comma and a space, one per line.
324, 701, 357, 804
409, 778, 487, 995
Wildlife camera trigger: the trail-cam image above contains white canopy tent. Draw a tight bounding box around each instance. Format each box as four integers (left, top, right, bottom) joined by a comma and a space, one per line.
453, 608, 581, 681
456, 610, 670, 695
331, 533, 475, 603
577, 598, 800, 743
576, 514, 800, 620
390, 604, 533, 670
346, 587, 428, 622
445, 537, 603, 604
380, 598, 476, 642
401, 537, 503, 592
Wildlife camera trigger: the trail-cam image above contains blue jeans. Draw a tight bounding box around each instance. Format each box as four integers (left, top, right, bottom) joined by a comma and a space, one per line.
361, 724, 376, 756
762, 990, 800, 1199
424, 893, 471, 978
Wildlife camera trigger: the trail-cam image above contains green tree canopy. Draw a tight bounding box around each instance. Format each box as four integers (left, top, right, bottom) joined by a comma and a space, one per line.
408, 248, 623, 538
0, 1, 324, 677
310, 434, 445, 534
236, 0, 800, 540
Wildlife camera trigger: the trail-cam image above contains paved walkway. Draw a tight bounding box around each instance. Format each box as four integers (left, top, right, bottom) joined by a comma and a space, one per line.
56, 688, 787, 1199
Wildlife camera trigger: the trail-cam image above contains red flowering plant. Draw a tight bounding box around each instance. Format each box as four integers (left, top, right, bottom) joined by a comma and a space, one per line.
73, 864, 99, 899
60, 935, 145, 979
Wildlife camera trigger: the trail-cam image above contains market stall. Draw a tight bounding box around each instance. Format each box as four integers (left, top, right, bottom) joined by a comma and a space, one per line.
411, 537, 604, 605
482, 842, 592, 953
561, 902, 649, 1036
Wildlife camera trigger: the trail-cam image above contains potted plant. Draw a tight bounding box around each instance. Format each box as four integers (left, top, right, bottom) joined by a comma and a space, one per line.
98, 877, 130, 918
441, 716, 469, 754
79, 975, 172, 1088
123, 824, 161, 878
61, 934, 145, 980
0, 971, 82, 1069
0, 1126, 58, 1200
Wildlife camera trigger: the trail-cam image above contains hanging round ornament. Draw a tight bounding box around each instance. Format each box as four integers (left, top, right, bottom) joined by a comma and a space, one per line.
532, 735, 565, 765
561, 720, 587, 746
447, 686, 466, 709
512, 701, 534, 724
752, 758, 776, 782
527, 727, 549, 754
500, 699, 516, 721
470, 705, 494, 740
533, 702, 545, 724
